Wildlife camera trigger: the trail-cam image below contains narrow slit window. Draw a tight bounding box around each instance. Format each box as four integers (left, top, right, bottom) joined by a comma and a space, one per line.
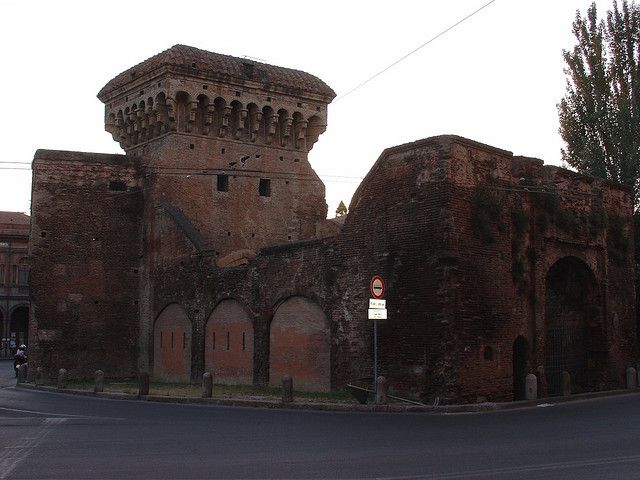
183, 332, 186, 349
259, 178, 271, 197
212, 332, 216, 350
171, 332, 174, 350
217, 174, 229, 192
160, 331, 163, 348
226, 331, 230, 350
242, 332, 246, 351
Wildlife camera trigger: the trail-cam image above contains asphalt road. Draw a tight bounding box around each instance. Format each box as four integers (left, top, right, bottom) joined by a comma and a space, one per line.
1, 360, 640, 479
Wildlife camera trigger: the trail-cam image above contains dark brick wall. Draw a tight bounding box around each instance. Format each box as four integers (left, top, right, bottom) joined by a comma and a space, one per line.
29, 136, 637, 404
29, 150, 143, 379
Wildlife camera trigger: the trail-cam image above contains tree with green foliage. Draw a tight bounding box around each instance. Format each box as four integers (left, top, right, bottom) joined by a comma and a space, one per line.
558, 0, 640, 209
335, 200, 348, 217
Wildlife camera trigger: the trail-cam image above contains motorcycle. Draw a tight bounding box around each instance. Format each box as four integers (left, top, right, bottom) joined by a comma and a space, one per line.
14, 355, 27, 378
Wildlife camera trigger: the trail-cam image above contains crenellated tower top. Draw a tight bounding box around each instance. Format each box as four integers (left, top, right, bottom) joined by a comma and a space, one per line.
97, 44, 336, 152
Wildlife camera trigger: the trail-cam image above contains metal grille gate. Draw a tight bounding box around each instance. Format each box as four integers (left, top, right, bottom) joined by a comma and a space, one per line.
545, 322, 587, 396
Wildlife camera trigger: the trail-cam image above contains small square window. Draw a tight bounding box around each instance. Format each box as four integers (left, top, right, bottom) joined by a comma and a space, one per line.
217, 175, 229, 192
259, 178, 271, 197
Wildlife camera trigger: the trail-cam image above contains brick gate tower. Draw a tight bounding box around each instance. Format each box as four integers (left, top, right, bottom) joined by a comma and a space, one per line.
97, 44, 336, 263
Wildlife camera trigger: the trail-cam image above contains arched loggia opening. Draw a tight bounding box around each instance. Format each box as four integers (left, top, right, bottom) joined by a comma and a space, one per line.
544, 257, 600, 395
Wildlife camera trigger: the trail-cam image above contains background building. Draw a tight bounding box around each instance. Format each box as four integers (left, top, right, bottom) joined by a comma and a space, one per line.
0, 211, 30, 357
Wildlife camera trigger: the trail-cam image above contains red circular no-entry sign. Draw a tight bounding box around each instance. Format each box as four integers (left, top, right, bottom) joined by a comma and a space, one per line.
370, 276, 385, 299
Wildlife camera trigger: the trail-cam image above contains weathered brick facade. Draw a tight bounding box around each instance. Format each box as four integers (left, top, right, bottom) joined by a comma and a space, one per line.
0, 211, 30, 356
28, 45, 637, 403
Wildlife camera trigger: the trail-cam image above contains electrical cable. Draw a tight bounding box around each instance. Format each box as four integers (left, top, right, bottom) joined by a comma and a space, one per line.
335, 0, 497, 103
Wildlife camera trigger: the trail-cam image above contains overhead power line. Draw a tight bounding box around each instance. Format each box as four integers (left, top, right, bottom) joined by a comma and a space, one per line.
335, 0, 497, 103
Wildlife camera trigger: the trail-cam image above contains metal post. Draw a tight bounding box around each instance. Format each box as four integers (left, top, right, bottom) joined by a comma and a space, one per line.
374, 319, 378, 395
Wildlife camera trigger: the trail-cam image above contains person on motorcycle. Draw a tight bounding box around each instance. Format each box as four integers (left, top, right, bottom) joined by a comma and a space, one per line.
14, 344, 27, 377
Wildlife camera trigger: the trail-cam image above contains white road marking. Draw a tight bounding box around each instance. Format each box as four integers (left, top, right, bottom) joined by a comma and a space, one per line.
0, 417, 66, 480
0, 406, 124, 420
372, 453, 640, 479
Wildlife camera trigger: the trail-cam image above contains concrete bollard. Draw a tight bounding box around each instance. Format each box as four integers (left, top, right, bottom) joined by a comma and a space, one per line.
626, 367, 638, 389
525, 373, 537, 400
282, 375, 293, 403
375, 376, 389, 405
94, 370, 104, 393
202, 372, 213, 398
16, 364, 27, 384
57, 369, 67, 389
138, 372, 149, 396
35, 367, 44, 386
561, 371, 571, 396
536, 366, 547, 399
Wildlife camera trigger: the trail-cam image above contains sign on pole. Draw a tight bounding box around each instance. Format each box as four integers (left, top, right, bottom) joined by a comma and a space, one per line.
368, 308, 387, 320
368, 299, 386, 309
370, 276, 385, 299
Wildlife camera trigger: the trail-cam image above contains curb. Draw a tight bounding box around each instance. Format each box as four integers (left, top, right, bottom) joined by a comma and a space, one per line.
14, 382, 640, 414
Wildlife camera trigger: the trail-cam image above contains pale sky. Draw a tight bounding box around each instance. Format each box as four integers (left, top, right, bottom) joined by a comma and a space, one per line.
0, 0, 617, 217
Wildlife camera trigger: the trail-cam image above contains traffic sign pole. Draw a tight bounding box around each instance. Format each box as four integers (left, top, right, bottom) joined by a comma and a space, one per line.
369, 276, 386, 396
374, 319, 378, 395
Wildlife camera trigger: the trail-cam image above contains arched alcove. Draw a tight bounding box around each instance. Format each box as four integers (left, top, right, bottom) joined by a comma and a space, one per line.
205, 299, 253, 385
269, 296, 330, 392
153, 304, 192, 382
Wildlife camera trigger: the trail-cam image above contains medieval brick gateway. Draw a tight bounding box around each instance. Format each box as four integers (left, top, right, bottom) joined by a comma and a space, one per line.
28, 45, 637, 403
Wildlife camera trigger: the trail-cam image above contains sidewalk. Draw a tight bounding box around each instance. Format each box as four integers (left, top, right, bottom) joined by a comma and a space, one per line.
15, 381, 640, 414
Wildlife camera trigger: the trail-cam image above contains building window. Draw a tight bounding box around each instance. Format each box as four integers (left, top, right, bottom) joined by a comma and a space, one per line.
217, 174, 229, 192
17, 268, 29, 286
0, 265, 4, 284
259, 178, 271, 197
12, 265, 17, 285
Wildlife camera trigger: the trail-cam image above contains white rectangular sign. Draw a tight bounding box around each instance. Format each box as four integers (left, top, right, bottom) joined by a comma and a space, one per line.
369, 299, 386, 309
368, 308, 388, 320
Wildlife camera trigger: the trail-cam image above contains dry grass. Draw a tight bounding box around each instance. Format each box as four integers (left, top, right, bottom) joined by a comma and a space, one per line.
62, 379, 353, 403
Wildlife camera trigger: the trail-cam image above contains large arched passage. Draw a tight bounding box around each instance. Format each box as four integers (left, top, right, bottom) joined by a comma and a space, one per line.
205, 299, 253, 385
10, 305, 29, 348
269, 296, 330, 392
544, 257, 599, 395
153, 304, 192, 382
